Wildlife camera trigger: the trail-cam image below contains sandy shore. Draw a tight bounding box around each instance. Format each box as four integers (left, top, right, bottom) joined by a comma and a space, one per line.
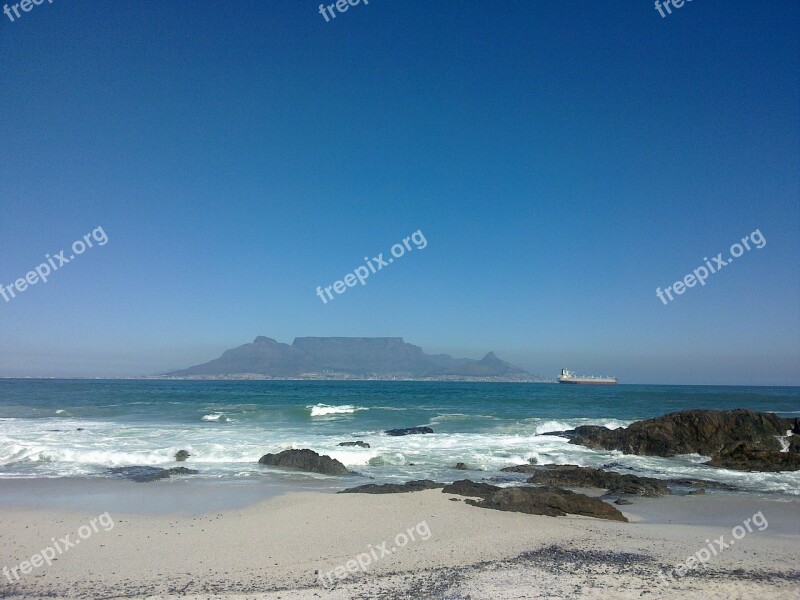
0, 481, 798, 599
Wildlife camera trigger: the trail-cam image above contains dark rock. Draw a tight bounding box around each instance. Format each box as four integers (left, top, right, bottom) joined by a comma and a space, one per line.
108, 466, 171, 483
384, 427, 433, 436
513, 464, 670, 497
501, 464, 541, 474
540, 430, 578, 439
667, 478, 738, 491
167, 467, 199, 475
338, 441, 370, 448
175, 450, 191, 461
454, 462, 469, 470
567, 410, 797, 472
615, 498, 633, 505
442, 480, 501, 499
688, 489, 705, 495
465, 486, 628, 522
76, 428, 84, 431
258, 449, 349, 475
608, 478, 670, 497
339, 480, 444, 494
601, 462, 628, 470
528, 457, 538, 465
706, 439, 800, 472
573, 409, 792, 455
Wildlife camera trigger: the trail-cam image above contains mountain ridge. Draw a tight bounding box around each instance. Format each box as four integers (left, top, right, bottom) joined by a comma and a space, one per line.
164, 336, 542, 381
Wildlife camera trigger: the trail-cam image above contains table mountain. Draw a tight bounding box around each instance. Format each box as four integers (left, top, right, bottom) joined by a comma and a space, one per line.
165, 336, 537, 380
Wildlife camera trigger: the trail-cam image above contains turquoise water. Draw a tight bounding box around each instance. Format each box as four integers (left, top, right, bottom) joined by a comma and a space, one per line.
0, 380, 798, 495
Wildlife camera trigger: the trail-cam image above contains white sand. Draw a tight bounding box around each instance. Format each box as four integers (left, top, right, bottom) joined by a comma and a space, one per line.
0, 486, 797, 599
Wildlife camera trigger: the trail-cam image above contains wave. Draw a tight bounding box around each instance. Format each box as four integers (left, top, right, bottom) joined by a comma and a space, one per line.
308, 404, 367, 417
1, 408, 798, 496
201, 413, 230, 422
530, 418, 631, 435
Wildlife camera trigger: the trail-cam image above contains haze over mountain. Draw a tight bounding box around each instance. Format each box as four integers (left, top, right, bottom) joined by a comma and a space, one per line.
165, 336, 538, 380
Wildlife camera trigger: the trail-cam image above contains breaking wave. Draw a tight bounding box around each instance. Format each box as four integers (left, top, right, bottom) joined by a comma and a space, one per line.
308, 404, 367, 417
201, 413, 230, 422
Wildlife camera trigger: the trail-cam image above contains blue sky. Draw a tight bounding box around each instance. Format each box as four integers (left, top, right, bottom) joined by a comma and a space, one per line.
0, 1, 798, 384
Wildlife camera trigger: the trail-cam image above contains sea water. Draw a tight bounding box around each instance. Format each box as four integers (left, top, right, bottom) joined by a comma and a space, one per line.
0, 379, 797, 495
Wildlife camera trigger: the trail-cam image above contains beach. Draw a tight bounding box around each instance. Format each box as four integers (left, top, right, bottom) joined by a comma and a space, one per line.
0, 479, 798, 599
1, 381, 799, 598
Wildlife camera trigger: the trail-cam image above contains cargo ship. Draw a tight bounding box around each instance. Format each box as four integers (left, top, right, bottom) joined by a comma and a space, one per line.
557, 369, 618, 385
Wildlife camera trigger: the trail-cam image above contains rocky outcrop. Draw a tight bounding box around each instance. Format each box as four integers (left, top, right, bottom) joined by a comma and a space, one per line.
706, 437, 800, 472
108, 465, 199, 482
442, 480, 500, 498
665, 478, 732, 490
519, 465, 670, 497
501, 464, 541, 474
339, 477, 626, 521
384, 426, 433, 436
167, 467, 199, 475
465, 486, 628, 522
258, 449, 349, 475
108, 466, 171, 483
339, 480, 444, 494
566, 410, 797, 471
338, 441, 370, 448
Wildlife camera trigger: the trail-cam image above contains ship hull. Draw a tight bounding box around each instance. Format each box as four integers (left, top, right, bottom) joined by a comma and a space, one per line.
558, 379, 617, 385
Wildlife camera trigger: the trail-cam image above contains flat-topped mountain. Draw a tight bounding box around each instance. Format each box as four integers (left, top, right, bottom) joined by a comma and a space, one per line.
165, 337, 539, 381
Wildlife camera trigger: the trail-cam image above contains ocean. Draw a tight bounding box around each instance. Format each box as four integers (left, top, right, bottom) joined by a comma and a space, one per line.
0, 379, 798, 496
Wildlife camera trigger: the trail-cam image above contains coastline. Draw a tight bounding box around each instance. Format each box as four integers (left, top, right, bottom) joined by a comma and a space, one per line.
0, 481, 798, 599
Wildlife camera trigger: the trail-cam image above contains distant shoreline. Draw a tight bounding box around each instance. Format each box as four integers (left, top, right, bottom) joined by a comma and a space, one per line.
3, 377, 800, 387
147, 374, 552, 383
0, 375, 800, 389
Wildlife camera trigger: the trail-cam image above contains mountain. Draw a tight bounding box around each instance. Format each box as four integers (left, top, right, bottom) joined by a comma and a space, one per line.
164, 337, 539, 381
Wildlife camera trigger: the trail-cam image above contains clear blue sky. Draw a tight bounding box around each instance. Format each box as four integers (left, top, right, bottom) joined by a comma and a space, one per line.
1, 1, 798, 385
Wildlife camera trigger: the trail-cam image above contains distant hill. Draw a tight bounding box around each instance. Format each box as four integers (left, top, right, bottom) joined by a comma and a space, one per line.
164, 337, 541, 381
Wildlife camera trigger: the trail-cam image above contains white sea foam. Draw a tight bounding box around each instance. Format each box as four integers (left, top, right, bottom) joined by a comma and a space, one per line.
202, 413, 230, 422
428, 413, 498, 426
531, 418, 630, 435
1, 413, 798, 496
308, 404, 366, 417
